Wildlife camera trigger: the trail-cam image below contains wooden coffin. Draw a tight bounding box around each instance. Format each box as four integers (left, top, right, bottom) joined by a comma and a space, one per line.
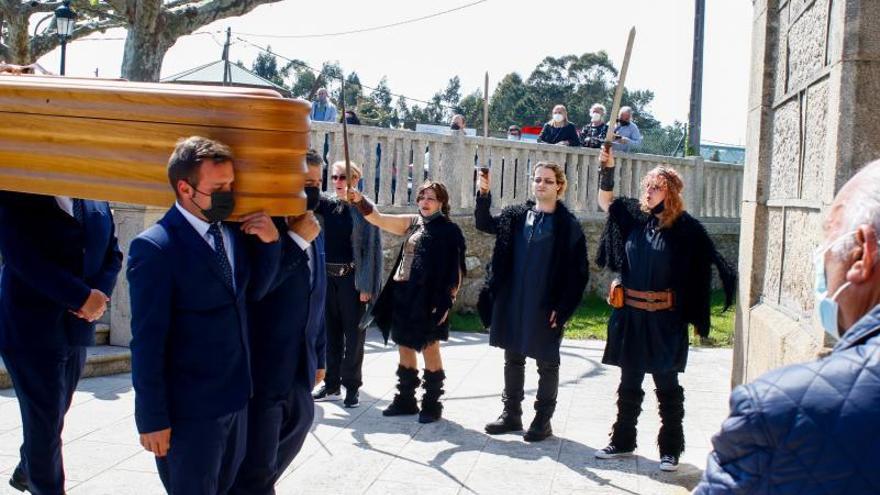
0, 75, 311, 217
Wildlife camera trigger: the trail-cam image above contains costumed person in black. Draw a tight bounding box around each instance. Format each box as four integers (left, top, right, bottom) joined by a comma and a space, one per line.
312, 159, 383, 408
347, 181, 466, 424
475, 162, 589, 442
593, 148, 736, 471
537, 104, 580, 147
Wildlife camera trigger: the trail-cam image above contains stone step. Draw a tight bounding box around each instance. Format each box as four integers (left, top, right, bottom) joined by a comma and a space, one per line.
95, 323, 110, 345
0, 345, 131, 390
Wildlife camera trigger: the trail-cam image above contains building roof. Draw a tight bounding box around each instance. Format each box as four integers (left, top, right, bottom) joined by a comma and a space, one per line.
161, 60, 291, 97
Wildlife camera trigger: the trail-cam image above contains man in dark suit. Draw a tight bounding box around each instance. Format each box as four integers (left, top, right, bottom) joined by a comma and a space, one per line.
127, 136, 281, 495
231, 151, 328, 494
0, 191, 123, 494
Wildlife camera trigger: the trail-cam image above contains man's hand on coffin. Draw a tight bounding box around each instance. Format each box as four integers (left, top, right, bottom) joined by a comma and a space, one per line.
239, 211, 280, 243
288, 211, 321, 243
73, 289, 109, 322
140, 428, 172, 457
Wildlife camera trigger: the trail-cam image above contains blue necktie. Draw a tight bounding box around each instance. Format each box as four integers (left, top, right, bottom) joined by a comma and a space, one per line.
72, 198, 85, 224
207, 223, 234, 290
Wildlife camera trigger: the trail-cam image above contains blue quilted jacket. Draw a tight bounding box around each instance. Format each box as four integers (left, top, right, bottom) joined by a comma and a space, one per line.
693, 304, 880, 495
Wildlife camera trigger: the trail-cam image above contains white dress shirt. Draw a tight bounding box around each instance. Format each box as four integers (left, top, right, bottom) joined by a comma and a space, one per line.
55, 196, 75, 217
287, 231, 315, 288
175, 203, 235, 288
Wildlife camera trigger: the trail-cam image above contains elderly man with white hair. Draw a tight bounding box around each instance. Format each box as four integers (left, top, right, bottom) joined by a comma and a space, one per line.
693, 161, 880, 494
581, 103, 609, 149
612, 106, 642, 152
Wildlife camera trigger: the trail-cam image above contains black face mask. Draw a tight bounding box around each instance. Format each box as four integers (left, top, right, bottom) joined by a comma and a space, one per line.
617, 118, 631, 126
450, 123, 461, 130
650, 201, 666, 215
304, 186, 320, 211
189, 183, 235, 223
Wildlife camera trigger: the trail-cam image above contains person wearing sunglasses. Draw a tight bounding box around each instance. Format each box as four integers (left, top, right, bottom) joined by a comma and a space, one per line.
694, 161, 880, 494
347, 181, 466, 424
311, 161, 383, 409
593, 148, 736, 471
475, 162, 589, 442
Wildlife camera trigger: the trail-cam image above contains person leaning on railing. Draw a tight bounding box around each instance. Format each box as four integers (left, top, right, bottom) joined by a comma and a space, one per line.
592, 147, 736, 472
347, 182, 466, 425
537, 104, 581, 147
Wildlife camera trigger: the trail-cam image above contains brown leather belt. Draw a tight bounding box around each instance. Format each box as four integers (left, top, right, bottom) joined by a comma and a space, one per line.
326, 262, 355, 277
624, 288, 674, 312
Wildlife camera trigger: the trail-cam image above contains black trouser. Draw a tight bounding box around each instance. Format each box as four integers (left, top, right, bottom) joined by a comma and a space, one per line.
324, 272, 365, 390
1, 345, 86, 495
614, 368, 685, 455
504, 350, 559, 415
620, 368, 679, 392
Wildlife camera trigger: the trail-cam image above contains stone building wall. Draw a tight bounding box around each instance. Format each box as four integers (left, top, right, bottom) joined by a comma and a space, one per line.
735, 0, 880, 385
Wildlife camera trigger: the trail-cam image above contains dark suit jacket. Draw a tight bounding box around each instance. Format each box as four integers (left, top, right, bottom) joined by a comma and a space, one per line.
249, 224, 327, 399
127, 206, 281, 434
0, 192, 122, 350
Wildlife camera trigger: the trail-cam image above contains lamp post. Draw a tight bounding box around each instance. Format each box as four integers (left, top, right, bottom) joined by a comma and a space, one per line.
54, 1, 77, 76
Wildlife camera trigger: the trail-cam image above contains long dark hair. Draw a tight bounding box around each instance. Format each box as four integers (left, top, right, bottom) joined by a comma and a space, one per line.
416, 181, 451, 216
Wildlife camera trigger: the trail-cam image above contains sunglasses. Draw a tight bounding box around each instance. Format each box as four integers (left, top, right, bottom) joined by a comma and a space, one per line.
330, 174, 347, 181
533, 177, 557, 185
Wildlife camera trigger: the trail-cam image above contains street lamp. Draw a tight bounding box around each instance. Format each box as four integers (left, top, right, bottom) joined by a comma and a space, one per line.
54, 1, 77, 76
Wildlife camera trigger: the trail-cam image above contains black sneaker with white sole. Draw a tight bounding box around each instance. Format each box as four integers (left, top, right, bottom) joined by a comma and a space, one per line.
659, 454, 679, 471
312, 385, 341, 402
343, 388, 360, 408
594, 444, 635, 459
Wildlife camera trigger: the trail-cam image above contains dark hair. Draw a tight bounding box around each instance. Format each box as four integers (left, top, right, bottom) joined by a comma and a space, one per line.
167, 136, 233, 193
416, 181, 451, 216
342, 110, 361, 125
305, 148, 323, 168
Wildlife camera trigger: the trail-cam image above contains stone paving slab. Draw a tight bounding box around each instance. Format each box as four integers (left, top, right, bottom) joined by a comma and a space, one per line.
0, 332, 732, 495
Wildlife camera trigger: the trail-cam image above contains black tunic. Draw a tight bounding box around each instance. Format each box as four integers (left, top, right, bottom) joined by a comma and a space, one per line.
602, 217, 689, 373
316, 198, 353, 263
581, 122, 609, 149
538, 123, 581, 146
490, 210, 563, 362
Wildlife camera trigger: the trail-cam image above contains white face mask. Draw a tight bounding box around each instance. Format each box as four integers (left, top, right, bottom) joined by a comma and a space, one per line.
507, 134, 520, 141
591, 112, 603, 123
552, 113, 564, 123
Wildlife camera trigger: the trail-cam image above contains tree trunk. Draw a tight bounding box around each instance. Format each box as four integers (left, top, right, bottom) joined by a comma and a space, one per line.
5, 9, 31, 64
119, 0, 167, 81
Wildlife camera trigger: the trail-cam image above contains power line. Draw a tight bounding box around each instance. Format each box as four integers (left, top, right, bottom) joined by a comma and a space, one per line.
235, 35, 455, 110
236, 0, 488, 39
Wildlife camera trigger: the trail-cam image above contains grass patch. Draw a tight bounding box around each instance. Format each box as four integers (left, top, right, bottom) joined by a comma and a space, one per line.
451, 290, 735, 348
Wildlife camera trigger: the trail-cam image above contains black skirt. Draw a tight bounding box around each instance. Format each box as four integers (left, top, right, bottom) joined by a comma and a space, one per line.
390, 280, 449, 351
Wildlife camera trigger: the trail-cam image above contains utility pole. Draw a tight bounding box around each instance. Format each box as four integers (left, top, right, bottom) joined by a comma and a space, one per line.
687, 0, 705, 156
222, 27, 232, 86
483, 72, 489, 138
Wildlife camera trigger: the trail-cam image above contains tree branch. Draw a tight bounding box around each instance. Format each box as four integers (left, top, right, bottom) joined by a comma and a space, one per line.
166, 0, 282, 37
30, 17, 125, 59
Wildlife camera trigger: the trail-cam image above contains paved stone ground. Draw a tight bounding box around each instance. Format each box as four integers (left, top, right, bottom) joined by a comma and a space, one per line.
0, 332, 732, 494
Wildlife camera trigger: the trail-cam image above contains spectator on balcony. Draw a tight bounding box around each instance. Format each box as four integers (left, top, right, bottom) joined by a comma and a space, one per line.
538, 105, 580, 147
507, 125, 522, 141
310, 88, 338, 123
342, 110, 361, 126
593, 148, 736, 472
348, 182, 466, 425
582, 103, 609, 149
450, 114, 466, 132
694, 160, 880, 495
612, 106, 643, 153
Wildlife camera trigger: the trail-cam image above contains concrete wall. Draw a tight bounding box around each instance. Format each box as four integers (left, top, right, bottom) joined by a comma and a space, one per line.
734, 0, 880, 385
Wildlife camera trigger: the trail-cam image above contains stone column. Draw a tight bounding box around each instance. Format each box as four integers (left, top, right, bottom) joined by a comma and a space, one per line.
109, 203, 165, 347
733, 0, 880, 385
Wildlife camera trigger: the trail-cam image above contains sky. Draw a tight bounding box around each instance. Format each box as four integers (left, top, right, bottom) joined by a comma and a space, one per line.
36, 0, 753, 146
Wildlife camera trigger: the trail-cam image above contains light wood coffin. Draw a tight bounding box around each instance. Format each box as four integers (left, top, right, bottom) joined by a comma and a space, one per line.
0, 75, 311, 217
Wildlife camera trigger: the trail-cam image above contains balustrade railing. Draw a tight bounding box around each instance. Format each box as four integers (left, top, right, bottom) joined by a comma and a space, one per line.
310, 122, 742, 219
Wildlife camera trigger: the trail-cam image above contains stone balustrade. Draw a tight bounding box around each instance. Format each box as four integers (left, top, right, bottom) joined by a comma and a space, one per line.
310, 121, 743, 219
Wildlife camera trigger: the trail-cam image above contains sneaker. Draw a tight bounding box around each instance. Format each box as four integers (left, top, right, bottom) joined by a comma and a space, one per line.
312, 385, 341, 402
594, 444, 635, 459
343, 388, 360, 408
659, 454, 679, 471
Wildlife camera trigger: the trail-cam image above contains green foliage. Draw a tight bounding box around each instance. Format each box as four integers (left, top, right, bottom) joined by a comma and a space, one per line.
451, 290, 735, 349
251, 47, 285, 87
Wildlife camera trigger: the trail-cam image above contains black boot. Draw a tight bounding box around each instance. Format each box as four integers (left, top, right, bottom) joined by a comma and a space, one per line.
418, 369, 446, 424
383, 365, 420, 416
596, 386, 644, 458
524, 360, 558, 442
8, 464, 27, 492
485, 352, 526, 434
656, 385, 685, 466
